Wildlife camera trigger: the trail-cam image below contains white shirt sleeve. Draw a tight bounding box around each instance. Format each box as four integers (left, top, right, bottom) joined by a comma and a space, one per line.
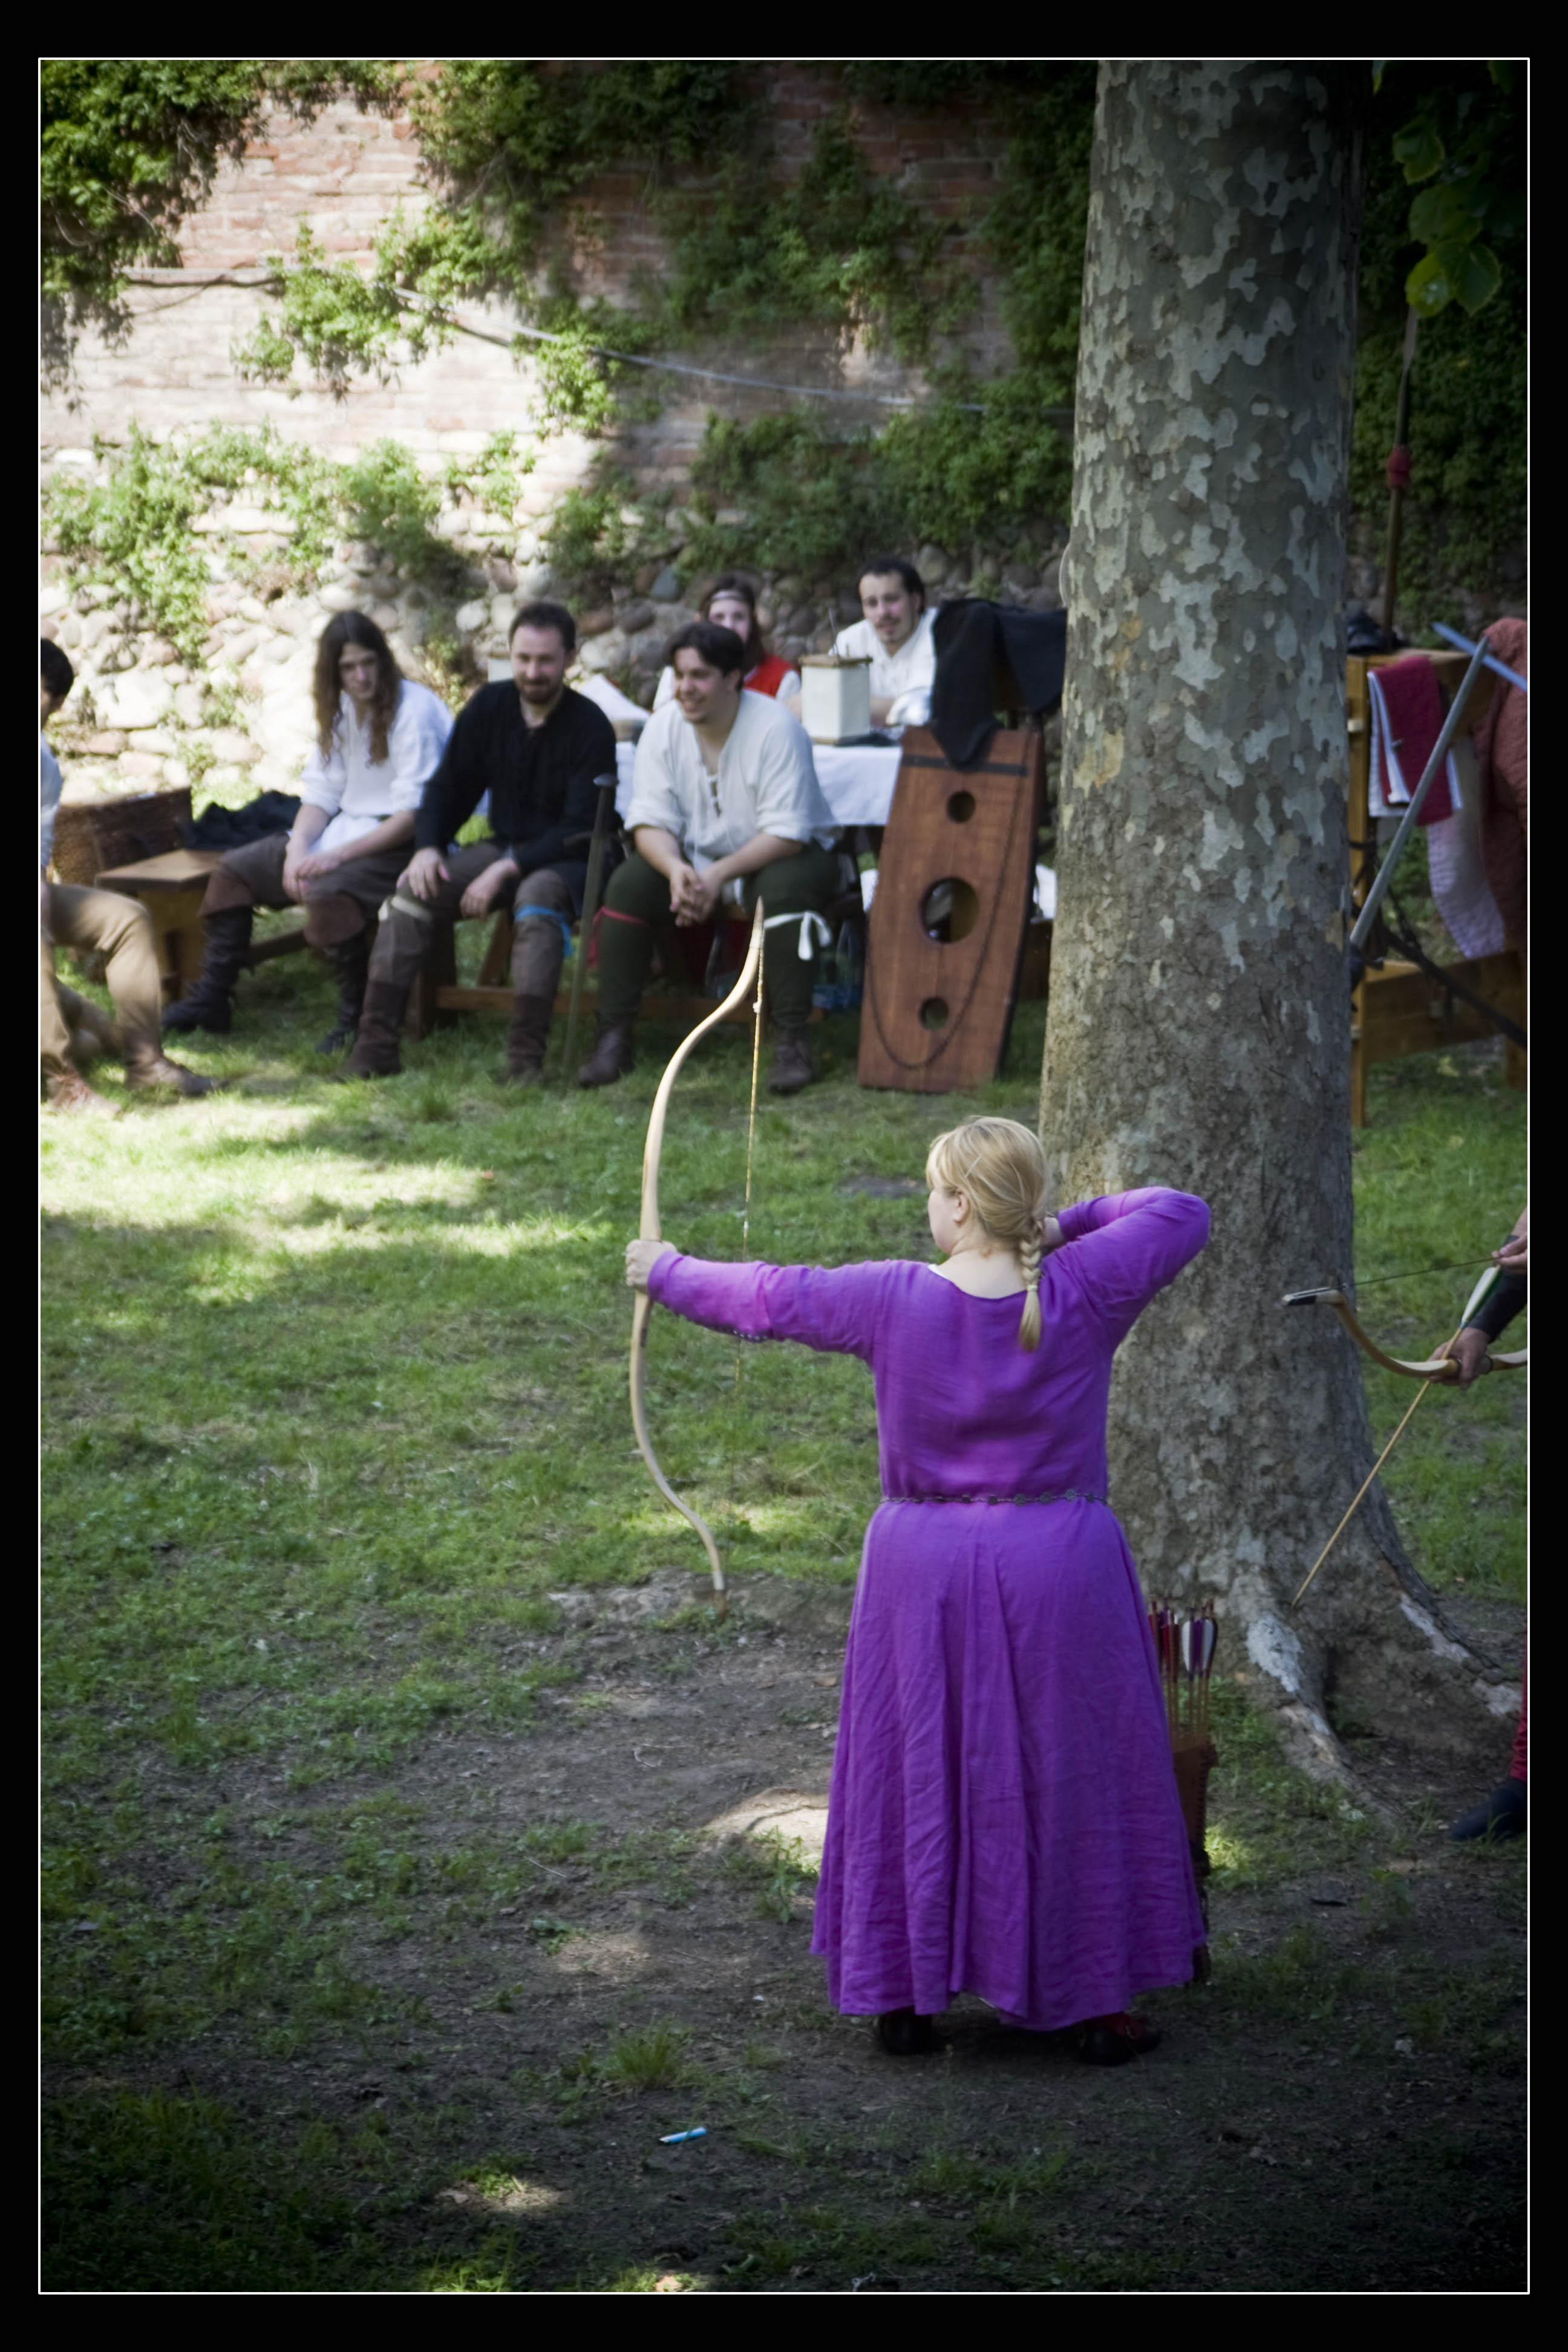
382, 682, 454, 812
298, 720, 348, 817
624, 705, 692, 840
745, 702, 835, 843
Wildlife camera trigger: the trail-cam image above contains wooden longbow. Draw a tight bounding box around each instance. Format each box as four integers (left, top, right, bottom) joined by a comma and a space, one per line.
1281, 1285, 1526, 1379
630, 901, 766, 1621
1285, 1273, 1526, 1604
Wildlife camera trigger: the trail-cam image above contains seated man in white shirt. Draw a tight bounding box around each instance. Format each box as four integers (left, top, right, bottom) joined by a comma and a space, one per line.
583, 620, 840, 1097
165, 615, 452, 1051
829, 554, 938, 727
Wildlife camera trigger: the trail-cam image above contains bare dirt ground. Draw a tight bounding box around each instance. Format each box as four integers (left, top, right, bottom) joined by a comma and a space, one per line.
50, 1568, 1524, 2293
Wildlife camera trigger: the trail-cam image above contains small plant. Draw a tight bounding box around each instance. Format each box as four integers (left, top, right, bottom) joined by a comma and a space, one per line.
603, 2021, 691, 2092
721, 1828, 820, 1923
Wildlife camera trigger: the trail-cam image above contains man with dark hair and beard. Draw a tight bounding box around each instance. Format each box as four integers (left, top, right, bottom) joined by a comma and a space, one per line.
165, 613, 452, 1051
341, 601, 618, 1086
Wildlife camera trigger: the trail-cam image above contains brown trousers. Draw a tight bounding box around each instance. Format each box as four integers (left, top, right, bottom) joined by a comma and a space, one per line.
202, 830, 408, 947
41, 886, 164, 1077
367, 846, 575, 1001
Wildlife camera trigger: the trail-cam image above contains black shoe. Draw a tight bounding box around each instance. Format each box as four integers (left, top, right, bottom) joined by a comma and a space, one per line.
162, 906, 252, 1035
1449, 1780, 1527, 1841
163, 992, 233, 1036
874, 2008, 938, 2056
1076, 2013, 1162, 2065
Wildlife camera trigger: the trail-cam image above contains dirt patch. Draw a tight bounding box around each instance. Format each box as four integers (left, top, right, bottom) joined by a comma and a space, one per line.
43, 1569, 1526, 2291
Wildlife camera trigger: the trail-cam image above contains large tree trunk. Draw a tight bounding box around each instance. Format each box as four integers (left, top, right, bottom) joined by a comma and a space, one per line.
1044, 62, 1519, 1774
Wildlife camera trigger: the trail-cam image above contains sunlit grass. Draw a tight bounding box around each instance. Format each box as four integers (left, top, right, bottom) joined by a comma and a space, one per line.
42, 955, 1524, 2288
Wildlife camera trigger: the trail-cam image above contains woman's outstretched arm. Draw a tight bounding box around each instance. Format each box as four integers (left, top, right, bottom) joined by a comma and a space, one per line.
626, 1244, 890, 1362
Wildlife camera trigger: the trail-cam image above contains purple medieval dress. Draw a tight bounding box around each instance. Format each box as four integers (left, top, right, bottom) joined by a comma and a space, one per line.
648, 1185, 1210, 2031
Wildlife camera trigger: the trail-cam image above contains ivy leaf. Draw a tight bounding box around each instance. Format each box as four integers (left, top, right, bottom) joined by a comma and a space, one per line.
1405, 250, 1455, 317
1448, 241, 1503, 315
1487, 61, 1518, 94
1406, 241, 1502, 318
1408, 185, 1483, 247
1393, 120, 1446, 183
1371, 61, 1388, 94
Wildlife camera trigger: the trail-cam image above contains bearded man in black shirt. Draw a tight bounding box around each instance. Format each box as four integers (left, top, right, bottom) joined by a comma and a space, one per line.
341, 603, 617, 1082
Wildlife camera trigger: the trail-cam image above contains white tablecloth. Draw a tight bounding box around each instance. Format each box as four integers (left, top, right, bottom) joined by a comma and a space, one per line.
613, 739, 903, 828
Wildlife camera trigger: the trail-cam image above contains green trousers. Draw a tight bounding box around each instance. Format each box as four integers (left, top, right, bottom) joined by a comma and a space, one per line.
597, 847, 840, 1034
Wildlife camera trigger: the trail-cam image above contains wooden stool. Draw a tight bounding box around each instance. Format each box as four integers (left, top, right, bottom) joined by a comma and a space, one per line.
53, 785, 309, 999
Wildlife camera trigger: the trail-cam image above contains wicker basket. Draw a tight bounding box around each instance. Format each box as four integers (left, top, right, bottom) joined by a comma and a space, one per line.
50, 786, 192, 886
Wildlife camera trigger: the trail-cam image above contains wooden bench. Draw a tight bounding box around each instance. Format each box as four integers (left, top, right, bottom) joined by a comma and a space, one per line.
51, 786, 309, 999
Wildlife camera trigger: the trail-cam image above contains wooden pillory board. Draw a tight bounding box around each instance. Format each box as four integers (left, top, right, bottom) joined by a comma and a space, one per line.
857, 726, 1045, 1093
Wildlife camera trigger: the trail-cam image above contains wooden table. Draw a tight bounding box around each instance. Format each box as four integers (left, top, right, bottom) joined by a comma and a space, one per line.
94, 848, 307, 997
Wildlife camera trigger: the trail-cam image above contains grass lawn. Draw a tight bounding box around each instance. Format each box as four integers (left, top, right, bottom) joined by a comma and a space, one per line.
41, 952, 1526, 2291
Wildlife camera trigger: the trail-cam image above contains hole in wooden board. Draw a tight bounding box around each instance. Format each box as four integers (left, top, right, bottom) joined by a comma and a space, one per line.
946, 789, 976, 824
918, 878, 981, 943
918, 997, 950, 1031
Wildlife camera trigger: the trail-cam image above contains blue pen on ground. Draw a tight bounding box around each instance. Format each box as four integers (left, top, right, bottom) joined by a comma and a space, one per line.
659, 2127, 707, 2145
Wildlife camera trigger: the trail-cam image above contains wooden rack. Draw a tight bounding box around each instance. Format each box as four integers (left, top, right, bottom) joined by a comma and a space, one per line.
1345, 650, 1525, 1125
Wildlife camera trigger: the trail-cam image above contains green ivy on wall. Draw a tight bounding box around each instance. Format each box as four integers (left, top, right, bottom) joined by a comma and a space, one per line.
43, 426, 525, 661
42, 60, 1525, 615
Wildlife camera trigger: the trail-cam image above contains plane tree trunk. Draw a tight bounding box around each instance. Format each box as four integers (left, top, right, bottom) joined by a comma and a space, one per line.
1042, 61, 1519, 1772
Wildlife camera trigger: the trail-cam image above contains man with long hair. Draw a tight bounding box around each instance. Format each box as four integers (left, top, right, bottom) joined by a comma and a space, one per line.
341, 601, 617, 1085
165, 615, 451, 1051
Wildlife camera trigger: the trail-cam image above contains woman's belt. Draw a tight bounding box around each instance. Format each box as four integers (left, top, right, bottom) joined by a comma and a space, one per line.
882, 1489, 1106, 1506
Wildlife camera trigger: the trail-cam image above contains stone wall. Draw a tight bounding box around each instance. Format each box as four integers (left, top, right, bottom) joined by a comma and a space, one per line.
39, 443, 1065, 814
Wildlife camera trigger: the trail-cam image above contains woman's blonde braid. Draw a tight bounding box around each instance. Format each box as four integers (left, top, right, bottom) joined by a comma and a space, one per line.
1016, 1210, 1045, 1351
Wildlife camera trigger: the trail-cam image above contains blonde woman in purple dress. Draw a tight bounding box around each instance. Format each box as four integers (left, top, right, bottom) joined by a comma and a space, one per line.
626, 1116, 1209, 2062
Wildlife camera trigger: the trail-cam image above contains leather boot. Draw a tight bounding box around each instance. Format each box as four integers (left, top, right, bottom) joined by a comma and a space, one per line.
317, 932, 371, 1056
45, 1068, 119, 1117
125, 1048, 221, 1099
334, 979, 408, 1079
501, 993, 554, 1086
164, 906, 253, 1034
59, 991, 122, 1065
577, 1020, 636, 1088
767, 1031, 814, 1096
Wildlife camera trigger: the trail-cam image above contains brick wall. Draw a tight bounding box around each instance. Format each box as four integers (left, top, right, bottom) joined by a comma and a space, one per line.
40, 62, 1020, 491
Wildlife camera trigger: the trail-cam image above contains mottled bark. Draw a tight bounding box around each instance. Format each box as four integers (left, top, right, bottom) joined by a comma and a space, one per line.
1044, 63, 1517, 1770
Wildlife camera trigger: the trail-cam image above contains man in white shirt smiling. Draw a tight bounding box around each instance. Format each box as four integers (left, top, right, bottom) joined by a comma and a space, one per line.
583, 620, 840, 1095
165, 615, 452, 1051
829, 554, 938, 727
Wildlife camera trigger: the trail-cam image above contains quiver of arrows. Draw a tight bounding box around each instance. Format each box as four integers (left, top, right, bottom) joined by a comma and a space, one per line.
1151, 1603, 1219, 1956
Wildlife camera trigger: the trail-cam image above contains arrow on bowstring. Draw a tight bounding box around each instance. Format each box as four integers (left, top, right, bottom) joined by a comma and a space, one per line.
630, 901, 766, 1622
1283, 1269, 1526, 1606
